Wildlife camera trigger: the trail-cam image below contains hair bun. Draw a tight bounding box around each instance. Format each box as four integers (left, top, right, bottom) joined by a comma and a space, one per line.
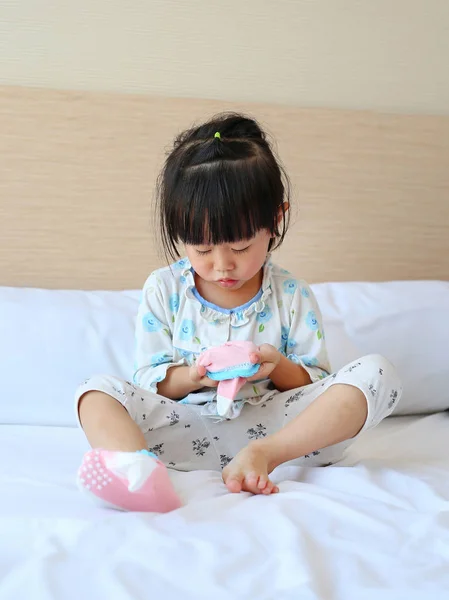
217, 114, 264, 141
173, 113, 265, 148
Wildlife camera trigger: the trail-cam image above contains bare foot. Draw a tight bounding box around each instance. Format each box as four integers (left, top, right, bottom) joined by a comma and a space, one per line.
222, 442, 280, 495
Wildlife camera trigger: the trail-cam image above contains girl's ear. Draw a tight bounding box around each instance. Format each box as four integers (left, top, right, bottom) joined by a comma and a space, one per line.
278, 202, 289, 222
272, 202, 289, 236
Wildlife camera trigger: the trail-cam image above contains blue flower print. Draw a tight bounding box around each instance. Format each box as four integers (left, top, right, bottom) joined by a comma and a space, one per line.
287, 338, 297, 350
180, 276, 187, 284
302, 356, 319, 367
169, 293, 180, 314
288, 354, 301, 364
256, 306, 272, 324
179, 319, 196, 341
279, 326, 289, 352
256, 305, 272, 332
178, 349, 192, 358
301, 287, 310, 298
151, 352, 170, 366
173, 258, 189, 271
305, 310, 319, 331
283, 279, 298, 295
178, 349, 195, 364
142, 312, 163, 332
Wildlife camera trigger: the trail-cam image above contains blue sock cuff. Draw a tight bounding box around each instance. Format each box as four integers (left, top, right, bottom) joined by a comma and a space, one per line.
206, 362, 260, 381
137, 449, 158, 459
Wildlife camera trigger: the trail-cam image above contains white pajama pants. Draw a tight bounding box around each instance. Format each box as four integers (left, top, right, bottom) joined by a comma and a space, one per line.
75, 354, 402, 471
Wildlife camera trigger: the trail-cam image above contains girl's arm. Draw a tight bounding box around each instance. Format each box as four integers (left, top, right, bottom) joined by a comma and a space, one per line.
133, 274, 189, 397
270, 351, 312, 391
249, 280, 330, 393
134, 276, 218, 400
283, 280, 331, 383
248, 344, 311, 392
156, 366, 200, 399
157, 364, 218, 400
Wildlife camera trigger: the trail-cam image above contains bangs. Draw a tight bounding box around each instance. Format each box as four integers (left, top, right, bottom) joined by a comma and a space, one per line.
166, 156, 284, 249
157, 113, 291, 262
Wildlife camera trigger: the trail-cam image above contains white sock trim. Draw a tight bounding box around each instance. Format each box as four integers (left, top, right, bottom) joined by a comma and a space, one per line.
103, 451, 159, 492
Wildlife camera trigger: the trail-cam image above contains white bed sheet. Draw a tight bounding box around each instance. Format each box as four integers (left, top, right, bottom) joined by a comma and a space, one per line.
1, 415, 448, 599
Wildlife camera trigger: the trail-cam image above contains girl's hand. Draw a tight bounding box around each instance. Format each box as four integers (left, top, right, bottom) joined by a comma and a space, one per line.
189, 364, 219, 389
248, 344, 281, 380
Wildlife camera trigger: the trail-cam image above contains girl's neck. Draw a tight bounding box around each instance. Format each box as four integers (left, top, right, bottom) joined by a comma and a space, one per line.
194, 268, 263, 310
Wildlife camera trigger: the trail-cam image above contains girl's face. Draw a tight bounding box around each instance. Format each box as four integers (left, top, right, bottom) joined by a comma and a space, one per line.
185, 229, 272, 292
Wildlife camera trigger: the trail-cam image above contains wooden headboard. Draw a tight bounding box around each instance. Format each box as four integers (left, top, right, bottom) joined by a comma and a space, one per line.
1, 86, 448, 289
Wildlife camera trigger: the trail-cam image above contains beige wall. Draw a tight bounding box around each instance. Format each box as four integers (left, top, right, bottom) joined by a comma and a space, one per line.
1, 1, 449, 114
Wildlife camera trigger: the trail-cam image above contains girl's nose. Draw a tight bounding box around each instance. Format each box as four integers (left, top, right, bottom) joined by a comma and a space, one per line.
214, 251, 235, 273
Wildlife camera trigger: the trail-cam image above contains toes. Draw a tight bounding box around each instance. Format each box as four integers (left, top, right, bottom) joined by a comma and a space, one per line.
225, 472, 278, 496
224, 475, 244, 493
257, 476, 269, 491
259, 479, 277, 495
243, 473, 262, 495
262, 481, 274, 495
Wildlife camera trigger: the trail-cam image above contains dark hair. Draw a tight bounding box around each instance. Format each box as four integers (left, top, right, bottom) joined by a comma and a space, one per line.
156, 112, 291, 261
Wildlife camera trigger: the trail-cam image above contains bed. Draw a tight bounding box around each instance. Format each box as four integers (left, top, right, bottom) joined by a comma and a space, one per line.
1, 86, 449, 599
2, 414, 449, 598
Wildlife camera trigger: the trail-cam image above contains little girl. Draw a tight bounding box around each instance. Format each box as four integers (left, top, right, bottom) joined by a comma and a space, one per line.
76, 113, 402, 510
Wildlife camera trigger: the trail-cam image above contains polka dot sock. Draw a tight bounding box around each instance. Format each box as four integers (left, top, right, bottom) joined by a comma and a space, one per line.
77, 449, 182, 512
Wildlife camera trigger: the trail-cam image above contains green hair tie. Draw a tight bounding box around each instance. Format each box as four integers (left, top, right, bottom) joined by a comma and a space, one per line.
214, 131, 221, 140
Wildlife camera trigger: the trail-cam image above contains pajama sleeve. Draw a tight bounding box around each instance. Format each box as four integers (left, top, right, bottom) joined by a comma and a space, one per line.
132, 274, 186, 393
286, 280, 331, 382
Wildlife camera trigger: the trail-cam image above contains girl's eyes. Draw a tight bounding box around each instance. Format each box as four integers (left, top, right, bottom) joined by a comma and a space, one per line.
195, 246, 250, 256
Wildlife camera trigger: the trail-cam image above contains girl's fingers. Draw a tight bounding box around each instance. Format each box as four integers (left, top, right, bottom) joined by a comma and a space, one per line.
190, 365, 205, 383
256, 363, 270, 378
247, 362, 272, 381
252, 364, 265, 378
259, 344, 278, 363
249, 352, 261, 364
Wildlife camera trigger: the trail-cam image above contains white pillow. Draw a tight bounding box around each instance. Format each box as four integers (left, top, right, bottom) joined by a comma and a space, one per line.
0, 287, 139, 426
0, 281, 448, 426
313, 281, 449, 415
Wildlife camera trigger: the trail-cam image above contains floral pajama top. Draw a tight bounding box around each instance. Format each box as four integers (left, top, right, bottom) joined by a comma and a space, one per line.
133, 257, 331, 419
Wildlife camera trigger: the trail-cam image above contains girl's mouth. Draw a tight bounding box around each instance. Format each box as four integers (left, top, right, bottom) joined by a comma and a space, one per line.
217, 279, 239, 288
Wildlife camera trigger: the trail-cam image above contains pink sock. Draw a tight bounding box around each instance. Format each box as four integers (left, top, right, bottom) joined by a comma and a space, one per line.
216, 377, 247, 416
77, 449, 182, 512
198, 341, 260, 417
